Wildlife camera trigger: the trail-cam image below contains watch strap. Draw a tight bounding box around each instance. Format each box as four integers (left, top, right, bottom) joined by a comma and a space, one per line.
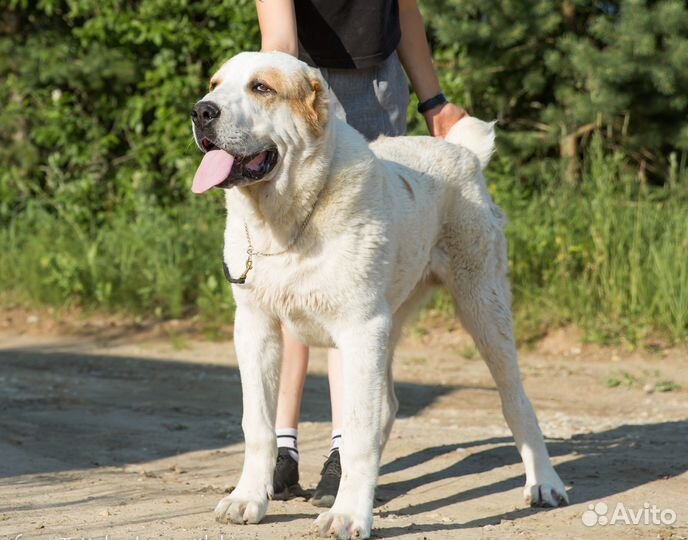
418, 92, 448, 114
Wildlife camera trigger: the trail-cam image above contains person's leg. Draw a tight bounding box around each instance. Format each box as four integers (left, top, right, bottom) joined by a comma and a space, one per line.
272, 327, 309, 499
276, 327, 310, 431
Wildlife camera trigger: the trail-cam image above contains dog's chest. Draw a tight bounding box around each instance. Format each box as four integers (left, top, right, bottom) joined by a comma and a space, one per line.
239, 257, 341, 347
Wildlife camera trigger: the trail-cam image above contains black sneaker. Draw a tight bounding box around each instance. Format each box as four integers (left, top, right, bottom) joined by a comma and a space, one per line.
272, 447, 300, 500
311, 449, 341, 508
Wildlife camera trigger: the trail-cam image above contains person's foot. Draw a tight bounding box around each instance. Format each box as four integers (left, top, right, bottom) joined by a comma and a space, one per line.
311, 449, 341, 507
272, 447, 300, 500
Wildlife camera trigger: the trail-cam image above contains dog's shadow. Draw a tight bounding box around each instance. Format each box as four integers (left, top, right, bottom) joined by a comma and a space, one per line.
374, 420, 688, 535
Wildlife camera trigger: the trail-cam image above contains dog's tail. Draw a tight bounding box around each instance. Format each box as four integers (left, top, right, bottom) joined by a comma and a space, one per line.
444, 117, 496, 170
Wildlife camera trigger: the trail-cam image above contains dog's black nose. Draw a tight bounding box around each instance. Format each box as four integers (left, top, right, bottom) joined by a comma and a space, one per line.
192, 101, 221, 129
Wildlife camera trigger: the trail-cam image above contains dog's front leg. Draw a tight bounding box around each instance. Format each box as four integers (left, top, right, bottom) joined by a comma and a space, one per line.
215, 303, 281, 525
314, 313, 389, 540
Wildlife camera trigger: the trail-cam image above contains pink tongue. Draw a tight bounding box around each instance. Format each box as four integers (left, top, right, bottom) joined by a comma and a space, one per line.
192, 149, 235, 194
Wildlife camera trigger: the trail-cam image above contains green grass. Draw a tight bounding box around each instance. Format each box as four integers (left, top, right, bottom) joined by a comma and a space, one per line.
494, 137, 688, 345
1, 137, 687, 345
606, 369, 681, 392
0, 195, 235, 327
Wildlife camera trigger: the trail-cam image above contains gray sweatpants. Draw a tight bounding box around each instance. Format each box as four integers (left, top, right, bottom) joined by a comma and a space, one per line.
319, 51, 409, 140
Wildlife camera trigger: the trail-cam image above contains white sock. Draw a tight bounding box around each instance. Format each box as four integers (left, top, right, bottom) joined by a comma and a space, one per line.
276, 427, 299, 462
329, 429, 342, 455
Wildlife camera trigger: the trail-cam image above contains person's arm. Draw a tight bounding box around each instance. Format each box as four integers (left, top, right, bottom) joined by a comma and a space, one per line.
255, 0, 298, 56
396, 0, 467, 138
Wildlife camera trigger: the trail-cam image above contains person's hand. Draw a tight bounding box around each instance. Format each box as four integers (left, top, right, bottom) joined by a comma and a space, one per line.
423, 103, 468, 139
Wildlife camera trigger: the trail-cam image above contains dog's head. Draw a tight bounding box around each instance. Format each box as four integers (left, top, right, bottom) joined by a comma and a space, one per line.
191, 52, 329, 193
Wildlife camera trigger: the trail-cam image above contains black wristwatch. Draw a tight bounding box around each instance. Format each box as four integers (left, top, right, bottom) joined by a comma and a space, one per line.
417, 92, 448, 114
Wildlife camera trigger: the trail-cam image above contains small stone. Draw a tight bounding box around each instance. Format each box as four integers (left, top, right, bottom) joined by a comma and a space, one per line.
27, 315, 39, 324
643, 383, 655, 394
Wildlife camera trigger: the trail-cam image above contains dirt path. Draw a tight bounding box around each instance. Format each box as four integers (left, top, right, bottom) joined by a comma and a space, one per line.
1, 327, 687, 540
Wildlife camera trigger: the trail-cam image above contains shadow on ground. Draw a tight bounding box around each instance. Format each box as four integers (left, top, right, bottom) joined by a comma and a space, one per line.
376, 420, 688, 536
0, 347, 458, 478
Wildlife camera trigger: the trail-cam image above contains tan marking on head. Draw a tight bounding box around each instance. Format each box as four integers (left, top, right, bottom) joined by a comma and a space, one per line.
295, 78, 327, 135
400, 175, 415, 200
248, 68, 327, 135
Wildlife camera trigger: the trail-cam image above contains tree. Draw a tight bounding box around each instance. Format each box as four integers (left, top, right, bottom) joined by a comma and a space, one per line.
0, 0, 261, 224
421, 0, 688, 181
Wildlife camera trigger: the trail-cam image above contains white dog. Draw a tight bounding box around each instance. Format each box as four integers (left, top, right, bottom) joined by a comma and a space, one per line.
190, 51, 568, 540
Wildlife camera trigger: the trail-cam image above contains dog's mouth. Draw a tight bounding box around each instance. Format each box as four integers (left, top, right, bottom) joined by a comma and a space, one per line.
192, 138, 279, 193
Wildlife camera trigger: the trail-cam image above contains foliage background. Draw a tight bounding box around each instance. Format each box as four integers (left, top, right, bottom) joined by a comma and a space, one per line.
1, 0, 687, 344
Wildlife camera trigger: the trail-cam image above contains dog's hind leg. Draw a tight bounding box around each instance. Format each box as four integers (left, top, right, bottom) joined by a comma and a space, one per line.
214, 304, 282, 525
381, 282, 434, 451
380, 347, 398, 453
439, 233, 569, 508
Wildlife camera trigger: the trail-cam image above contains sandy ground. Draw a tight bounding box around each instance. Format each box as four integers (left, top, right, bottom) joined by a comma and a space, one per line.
1, 324, 687, 540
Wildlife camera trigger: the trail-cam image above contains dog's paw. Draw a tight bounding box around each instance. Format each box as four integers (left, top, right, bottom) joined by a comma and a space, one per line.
313, 509, 372, 540
214, 491, 269, 524
524, 473, 569, 507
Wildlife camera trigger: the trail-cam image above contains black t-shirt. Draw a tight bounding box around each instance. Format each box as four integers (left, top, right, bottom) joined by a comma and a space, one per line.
295, 0, 401, 69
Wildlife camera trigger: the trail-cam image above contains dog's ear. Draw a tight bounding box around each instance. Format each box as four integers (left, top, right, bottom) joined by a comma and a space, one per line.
297, 71, 329, 135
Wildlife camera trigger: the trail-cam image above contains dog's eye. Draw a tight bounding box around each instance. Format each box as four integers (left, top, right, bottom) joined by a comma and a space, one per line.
251, 82, 274, 95
209, 77, 221, 92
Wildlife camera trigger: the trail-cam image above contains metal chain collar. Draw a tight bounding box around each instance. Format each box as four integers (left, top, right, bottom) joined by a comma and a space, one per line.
222, 188, 323, 285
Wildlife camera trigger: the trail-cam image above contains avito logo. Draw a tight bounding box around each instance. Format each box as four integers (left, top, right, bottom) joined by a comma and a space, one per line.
582, 501, 677, 527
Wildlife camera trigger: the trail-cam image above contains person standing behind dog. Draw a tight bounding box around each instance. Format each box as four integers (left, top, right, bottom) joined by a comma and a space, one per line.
256, 0, 467, 507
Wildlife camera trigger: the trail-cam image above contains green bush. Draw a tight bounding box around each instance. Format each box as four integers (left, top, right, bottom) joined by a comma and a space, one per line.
0, 0, 260, 225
